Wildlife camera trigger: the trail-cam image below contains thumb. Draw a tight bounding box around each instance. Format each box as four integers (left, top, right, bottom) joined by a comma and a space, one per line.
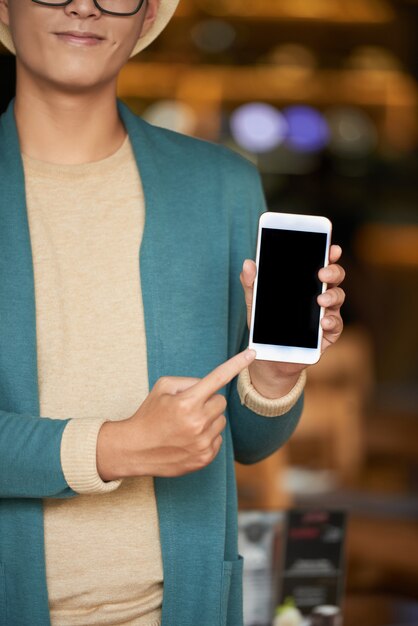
239, 259, 257, 328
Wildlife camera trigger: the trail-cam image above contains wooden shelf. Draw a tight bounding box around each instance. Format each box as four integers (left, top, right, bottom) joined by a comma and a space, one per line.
118, 64, 418, 109
158, 0, 395, 24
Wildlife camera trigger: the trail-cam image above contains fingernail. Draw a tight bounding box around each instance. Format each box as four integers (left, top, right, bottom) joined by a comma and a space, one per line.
245, 349, 257, 361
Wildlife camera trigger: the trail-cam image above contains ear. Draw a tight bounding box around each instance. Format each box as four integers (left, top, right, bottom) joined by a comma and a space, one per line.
139, 0, 159, 38
0, 0, 10, 27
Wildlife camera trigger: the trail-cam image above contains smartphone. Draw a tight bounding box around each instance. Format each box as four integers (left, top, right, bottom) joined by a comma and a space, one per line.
249, 212, 332, 365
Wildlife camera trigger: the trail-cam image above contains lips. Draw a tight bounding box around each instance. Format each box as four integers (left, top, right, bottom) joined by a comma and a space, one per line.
56, 30, 104, 39
54, 30, 105, 46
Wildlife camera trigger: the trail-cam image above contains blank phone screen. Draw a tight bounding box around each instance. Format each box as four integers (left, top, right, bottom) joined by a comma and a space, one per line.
253, 227, 327, 349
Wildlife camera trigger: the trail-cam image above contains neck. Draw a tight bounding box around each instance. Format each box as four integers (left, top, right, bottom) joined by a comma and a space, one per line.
14, 71, 127, 165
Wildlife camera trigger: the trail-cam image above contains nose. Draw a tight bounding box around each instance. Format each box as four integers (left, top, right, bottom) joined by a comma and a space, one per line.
63, 0, 101, 19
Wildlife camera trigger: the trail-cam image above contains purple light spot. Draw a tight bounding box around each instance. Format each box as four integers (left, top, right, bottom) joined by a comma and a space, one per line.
283, 105, 329, 152
230, 103, 287, 153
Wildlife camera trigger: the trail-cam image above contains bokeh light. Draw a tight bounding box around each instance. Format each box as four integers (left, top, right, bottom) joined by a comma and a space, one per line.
326, 107, 378, 157
142, 101, 198, 135
266, 44, 318, 76
191, 19, 236, 54
230, 103, 288, 153
283, 105, 330, 153
345, 46, 403, 72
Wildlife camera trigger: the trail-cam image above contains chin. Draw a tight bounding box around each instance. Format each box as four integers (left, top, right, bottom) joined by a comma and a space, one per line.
46, 64, 115, 92
60, 55, 121, 85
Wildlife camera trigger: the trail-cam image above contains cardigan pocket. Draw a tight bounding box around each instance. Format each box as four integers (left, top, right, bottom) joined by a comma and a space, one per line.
219, 555, 244, 626
0, 562, 7, 625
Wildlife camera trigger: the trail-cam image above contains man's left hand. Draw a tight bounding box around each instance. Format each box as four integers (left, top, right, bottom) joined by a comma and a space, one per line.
239, 244, 346, 398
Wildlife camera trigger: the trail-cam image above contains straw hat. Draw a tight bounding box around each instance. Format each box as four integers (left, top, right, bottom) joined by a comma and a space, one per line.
0, 0, 179, 57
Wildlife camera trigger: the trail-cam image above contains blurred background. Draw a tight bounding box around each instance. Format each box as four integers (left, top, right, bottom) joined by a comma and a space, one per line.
1, 0, 417, 624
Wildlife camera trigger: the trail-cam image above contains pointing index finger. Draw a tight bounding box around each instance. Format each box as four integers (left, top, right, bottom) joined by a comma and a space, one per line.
191, 348, 256, 402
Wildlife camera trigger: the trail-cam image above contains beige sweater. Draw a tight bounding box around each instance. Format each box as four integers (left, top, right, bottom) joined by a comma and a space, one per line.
22, 134, 305, 626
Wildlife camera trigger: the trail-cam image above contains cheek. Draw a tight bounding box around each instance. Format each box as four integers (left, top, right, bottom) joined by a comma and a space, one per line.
9, 16, 41, 64
111, 17, 144, 57
8, 3, 54, 67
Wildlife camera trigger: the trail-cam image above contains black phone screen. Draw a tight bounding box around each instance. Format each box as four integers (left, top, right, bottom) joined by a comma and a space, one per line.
253, 227, 327, 349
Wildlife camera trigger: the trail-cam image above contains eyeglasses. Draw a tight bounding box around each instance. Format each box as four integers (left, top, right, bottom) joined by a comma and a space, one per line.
31, 0, 145, 17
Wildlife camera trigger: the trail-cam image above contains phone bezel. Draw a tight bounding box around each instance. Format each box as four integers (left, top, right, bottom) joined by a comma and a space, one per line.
248, 211, 332, 365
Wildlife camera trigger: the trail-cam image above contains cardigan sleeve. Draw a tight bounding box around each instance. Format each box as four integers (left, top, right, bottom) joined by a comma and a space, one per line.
0, 410, 122, 498
0, 409, 79, 499
224, 151, 304, 464
227, 328, 304, 465
229, 379, 304, 465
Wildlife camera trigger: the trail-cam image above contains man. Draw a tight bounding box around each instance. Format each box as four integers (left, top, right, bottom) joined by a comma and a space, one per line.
0, 0, 345, 624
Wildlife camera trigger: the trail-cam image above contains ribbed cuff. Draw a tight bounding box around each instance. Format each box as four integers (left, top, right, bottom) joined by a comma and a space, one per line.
237, 367, 307, 417
61, 418, 123, 494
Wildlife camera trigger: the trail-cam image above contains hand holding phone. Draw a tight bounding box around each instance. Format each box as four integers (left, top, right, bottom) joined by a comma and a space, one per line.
248, 212, 333, 365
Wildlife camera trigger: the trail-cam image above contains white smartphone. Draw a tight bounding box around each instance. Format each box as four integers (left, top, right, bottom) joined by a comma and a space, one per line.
249, 212, 332, 365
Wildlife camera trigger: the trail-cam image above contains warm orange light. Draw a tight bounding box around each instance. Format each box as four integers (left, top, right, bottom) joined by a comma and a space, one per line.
193, 0, 394, 23
356, 225, 418, 268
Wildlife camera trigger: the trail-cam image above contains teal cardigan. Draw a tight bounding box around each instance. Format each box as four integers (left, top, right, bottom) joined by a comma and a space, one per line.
0, 97, 303, 626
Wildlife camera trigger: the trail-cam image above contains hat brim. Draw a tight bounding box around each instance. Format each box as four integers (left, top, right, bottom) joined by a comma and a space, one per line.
0, 0, 179, 57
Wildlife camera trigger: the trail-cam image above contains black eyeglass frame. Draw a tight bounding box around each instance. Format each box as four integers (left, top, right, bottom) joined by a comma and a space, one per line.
31, 0, 145, 17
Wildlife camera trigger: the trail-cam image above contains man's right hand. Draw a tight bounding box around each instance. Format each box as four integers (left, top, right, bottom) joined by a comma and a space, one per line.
97, 348, 256, 481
